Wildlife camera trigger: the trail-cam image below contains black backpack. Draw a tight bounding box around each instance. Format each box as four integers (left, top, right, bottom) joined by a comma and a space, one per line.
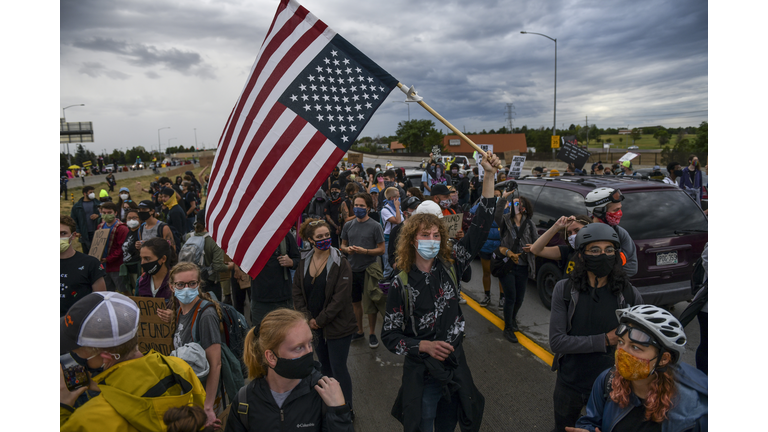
690, 255, 706, 296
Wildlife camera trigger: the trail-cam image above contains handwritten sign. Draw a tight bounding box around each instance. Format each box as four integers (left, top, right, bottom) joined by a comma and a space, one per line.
503, 151, 516, 163
475, 144, 493, 181
556, 141, 591, 170
88, 229, 110, 259
130, 296, 174, 356
508, 155, 527, 179
347, 152, 364, 164
618, 152, 639, 162
443, 213, 463, 238
432, 145, 442, 159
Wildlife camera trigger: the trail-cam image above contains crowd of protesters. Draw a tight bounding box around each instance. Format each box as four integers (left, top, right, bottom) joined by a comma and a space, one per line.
61, 153, 707, 431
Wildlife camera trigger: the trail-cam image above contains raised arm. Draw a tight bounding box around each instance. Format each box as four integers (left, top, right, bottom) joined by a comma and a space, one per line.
530, 216, 573, 261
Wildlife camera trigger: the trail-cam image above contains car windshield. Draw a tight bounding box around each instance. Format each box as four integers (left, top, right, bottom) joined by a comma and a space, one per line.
621, 190, 708, 239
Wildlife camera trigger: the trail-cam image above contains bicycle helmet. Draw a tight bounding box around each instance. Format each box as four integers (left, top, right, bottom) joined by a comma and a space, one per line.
413, 200, 443, 219
616, 305, 687, 363
574, 223, 620, 250
585, 187, 624, 218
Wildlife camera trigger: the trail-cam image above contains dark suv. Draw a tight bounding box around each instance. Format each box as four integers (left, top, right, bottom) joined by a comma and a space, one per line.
511, 176, 708, 308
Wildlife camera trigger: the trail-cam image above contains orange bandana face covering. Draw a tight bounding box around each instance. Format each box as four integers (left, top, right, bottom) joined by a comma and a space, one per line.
615, 348, 655, 381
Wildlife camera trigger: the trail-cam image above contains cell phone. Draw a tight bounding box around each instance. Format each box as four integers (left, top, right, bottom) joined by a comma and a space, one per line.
61, 353, 90, 392
505, 181, 518, 192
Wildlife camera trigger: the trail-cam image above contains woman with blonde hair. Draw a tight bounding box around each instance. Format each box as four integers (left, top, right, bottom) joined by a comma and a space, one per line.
224, 309, 353, 431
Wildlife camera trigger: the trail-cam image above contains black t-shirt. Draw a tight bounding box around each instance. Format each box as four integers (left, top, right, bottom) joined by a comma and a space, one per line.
183, 191, 199, 216
61, 252, 106, 316
558, 244, 576, 276
122, 229, 141, 266
558, 285, 619, 393
614, 399, 662, 432
303, 266, 327, 319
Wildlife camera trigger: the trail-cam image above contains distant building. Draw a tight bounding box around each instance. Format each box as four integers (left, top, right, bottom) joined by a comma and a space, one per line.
442, 133, 527, 155
390, 141, 406, 153
618, 129, 642, 135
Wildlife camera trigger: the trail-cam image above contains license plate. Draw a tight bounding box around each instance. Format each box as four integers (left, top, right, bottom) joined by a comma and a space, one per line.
656, 251, 678, 266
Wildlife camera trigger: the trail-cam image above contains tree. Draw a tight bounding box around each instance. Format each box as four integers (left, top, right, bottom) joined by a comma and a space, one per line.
606, 138, 612, 144
653, 129, 670, 148
395, 119, 445, 153
630, 128, 642, 143
618, 137, 623, 146
692, 121, 707, 155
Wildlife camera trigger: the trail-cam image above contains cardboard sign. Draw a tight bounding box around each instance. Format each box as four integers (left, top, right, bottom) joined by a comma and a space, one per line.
556, 141, 591, 170
347, 153, 364, 164
130, 296, 175, 356
88, 229, 111, 259
443, 213, 463, 238
508, 155, 527, 179
551, 135, 560, 149
618, 152, 639, 162
432, 145, 442, 159
503, 151, 516, 163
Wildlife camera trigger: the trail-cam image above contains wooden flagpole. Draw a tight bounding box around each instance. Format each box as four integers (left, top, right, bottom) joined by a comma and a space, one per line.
397, 82, 504, 169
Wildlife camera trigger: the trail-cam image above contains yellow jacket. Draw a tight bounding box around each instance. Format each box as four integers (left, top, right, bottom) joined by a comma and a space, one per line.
60, 351, 206, 432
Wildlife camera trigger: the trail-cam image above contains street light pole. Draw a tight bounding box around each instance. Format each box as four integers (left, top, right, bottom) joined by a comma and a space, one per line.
167, 138, 177, 158
158, 126, 170, 155
521, 31, 557, 159
62, 104, 85, 166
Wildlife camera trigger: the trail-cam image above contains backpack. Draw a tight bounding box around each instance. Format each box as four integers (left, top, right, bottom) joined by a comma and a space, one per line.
395, 260, 457, 333
178, 234, 213, 281
690, 255, 706, 296
187, 299, 250, 381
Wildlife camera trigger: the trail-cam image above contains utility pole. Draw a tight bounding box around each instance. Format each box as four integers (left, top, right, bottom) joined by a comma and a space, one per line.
585, 116, 589, 148
505, 103, 516, 132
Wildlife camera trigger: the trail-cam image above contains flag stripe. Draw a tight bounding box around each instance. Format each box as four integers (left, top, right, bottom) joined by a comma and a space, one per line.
207, 14, 329, 221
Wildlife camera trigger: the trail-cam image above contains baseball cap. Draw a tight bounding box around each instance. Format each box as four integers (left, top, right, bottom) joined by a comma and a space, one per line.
653, 165, 660, 170
430, 184, 450, 197
402, 196, 422, 210
119, 187, 129, 193
138, 200, 154, 208
413, 200, 443, 219
61, 292, 140, 353
370, 187, 379, 193
195, 210, 206, 226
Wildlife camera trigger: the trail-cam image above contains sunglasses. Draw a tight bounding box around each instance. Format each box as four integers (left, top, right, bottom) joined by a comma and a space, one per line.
616, 323, 659, 348
308, 220, 325, 226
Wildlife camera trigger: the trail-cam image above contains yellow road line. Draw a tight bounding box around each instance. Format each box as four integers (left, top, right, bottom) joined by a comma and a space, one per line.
461, 292, 554, 367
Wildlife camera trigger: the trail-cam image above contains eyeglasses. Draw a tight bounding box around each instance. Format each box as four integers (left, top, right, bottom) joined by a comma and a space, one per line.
585, 246, 616, 255
172, 281, 200, 289
616, 323, 659, 348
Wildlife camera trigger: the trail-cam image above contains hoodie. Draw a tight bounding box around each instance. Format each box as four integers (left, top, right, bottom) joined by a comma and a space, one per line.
60, 351, 206, 432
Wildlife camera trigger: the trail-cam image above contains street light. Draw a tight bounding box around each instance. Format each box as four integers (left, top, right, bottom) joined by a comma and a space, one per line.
158, 127, 170, 154
62, 104, 85, 166
393, 101, 410, 122
521, 31, 557, 158
167, 138, 177, 157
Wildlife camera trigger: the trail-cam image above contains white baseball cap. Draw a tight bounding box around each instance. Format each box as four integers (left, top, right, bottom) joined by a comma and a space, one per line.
413, 200, 443, 219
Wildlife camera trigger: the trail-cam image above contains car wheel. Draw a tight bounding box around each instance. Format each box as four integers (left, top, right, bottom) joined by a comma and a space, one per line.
537, 262, 562, 310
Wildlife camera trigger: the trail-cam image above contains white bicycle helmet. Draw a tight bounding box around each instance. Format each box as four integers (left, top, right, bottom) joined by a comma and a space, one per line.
413, 200, 443, 219
616, 305, 686, 363
585, 187, 624, 218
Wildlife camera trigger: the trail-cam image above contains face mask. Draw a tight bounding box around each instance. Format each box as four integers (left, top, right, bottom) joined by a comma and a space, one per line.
272, 351, 315, 380
415, 239, 440, 260
605, 209, 623, 226
458, 172, 464, 179
330, 191, 340, 200
142, 260, 161, 275
673, 169, 683, 177
451, 170, 458, 176
353, 207, 367, 219
314, 238, 332, 251
583, 253, 614, 278
568, 234, 576, 249
88, 193, 96, 200
615, 348, 656, 381
138, 211, 151, 221
102, 214, 116, 223
439, 199, 452, 209
71, 351, 105, 377
60, 237, 71, 253
377, 177, 384, 183
174, 287, 199, 305
126, 220, 140, 229
349, 174, 356, 181
120, 194, 129, 200
387, 199, 395, 208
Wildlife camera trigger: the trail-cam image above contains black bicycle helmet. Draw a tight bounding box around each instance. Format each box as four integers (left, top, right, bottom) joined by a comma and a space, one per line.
574, 223, 620, 250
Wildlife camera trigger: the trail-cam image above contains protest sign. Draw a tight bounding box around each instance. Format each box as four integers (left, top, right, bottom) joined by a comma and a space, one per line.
503, 151, 516, 163
474, 144, 494, 181
88, 229, 110, 259
509, 155, 527, 178
432, 145, 442, 159
618, 152, 639, 163
556, 141, 591, 170
130, 296, 174, 355
347, 152, 364, 164
443, 213, 463, 238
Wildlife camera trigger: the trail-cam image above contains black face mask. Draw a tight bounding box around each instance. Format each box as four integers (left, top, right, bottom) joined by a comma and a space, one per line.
70, 351, 105, 377
673, 170, 683, 177
138, 211, 151, 221
272, 351, 315, 379
583, 254, 615, 278
330, 191, 340, 200
142, 260, 161, 275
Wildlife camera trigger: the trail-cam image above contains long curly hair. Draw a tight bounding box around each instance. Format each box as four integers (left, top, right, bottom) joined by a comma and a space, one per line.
243, 308, 308, 380
567, 247, 632, 296
395, 213, 454, 271
610, 367, 677, 422
167, 262, 224, 336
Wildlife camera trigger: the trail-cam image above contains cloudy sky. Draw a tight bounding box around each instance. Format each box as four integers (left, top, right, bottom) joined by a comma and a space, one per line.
60, 0, 707, 154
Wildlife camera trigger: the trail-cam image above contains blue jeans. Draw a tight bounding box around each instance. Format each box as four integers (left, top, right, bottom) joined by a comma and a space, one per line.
421, 376, 459, 431
500, 264, 528, 330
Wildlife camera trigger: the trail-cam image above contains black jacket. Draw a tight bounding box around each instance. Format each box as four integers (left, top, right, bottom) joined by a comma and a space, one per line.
251, 233, 300, 302
224, 369, 353, 432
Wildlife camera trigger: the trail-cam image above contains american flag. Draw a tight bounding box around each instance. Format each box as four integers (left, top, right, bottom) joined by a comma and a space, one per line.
205, 0, 398, 278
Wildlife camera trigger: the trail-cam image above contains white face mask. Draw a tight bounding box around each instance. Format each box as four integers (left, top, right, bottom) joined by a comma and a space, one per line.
568, 234, 577, 249
126, 220, 140, 229
88, 193, 96, 199
120, 194, 129, 200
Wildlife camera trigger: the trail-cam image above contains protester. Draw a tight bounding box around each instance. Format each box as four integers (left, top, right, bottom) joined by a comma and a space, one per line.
185, 169, 204, 196
429, 184, 457, 217
423, 154, 448, 196
469, 167, 481, 203
381, 151, 500, 431
567, 305, 708, 432
231, 262, 252, 316
584, 187, 638, 277
367, 187, 381, 223
455, 168, 470, 205
136, 237, 177, 299
496, 195, 539, 343
249, 230, 300, 331
60, 292, 206, 431
71, 186, 102, 253
532, 167, 544, 177
549, 223, 643, 432
121, 209, 142, 295
648, 165, 665, 181
158, 187, 186, 251
618, 160, 635, 177
529, 215, 592, 279
324, 181, 344, 248
182, 180, 200, 233
294, 218, 358, 411
120, 199, 138, 223
61, 173, 69, 200
476, 186, 512, 308
664, 161, 682, 186
163, 405, 215, 432
604, 166, 613, 175
96, 202, 130, 294
157, 262, 228, 427
406, 186, 425, 202
387, 196, 421, 273
136, 199, 176, 251
61, 215, 106, 316
679, 154, 704, 205
180, 211, 231, 301
340, 192, 387, 348
225, 309, 353, 431
380, 186, 402, 279
340, 182, 360, 228
99, 189, 112, 203
105, 171, 117, 192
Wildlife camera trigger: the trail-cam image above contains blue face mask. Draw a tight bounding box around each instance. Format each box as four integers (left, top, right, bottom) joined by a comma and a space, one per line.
387, 199, 395, 208
353, 207, 367, 219
174, 287, 199, 305
415, 240, 440, 259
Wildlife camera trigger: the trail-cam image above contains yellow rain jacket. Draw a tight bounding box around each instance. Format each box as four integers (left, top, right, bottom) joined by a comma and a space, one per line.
60, 350, 206, 432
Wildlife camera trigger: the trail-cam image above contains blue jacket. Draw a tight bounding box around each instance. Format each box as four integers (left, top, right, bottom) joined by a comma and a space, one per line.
472, 199, 507, 255
679, 167, 703, 199
575, 362, 707, 432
